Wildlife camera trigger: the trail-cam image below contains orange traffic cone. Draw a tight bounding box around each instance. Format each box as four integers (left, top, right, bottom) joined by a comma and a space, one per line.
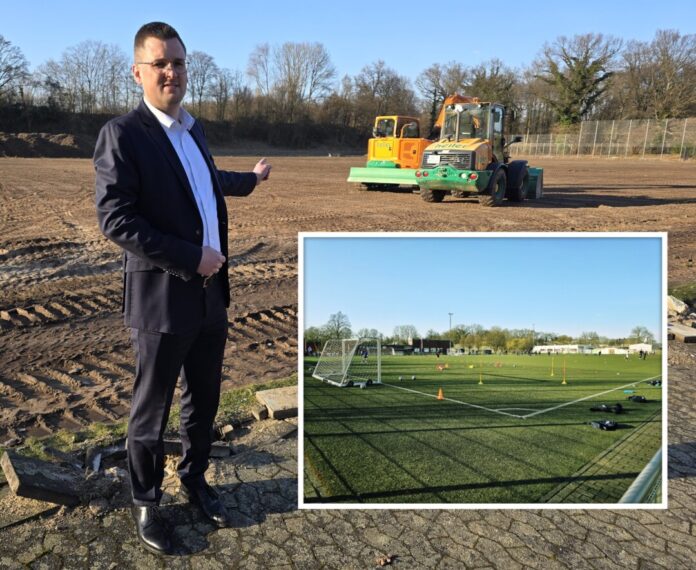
437, 387, 444, 400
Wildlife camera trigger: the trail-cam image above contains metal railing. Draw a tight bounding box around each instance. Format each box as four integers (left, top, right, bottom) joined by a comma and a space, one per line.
619, 448, 662, 503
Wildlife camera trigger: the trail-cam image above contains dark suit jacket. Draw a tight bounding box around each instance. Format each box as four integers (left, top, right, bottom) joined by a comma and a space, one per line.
94, 100, 257, 333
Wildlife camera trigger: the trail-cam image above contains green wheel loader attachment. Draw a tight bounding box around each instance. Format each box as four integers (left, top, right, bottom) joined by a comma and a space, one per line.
347, 166, 419, 188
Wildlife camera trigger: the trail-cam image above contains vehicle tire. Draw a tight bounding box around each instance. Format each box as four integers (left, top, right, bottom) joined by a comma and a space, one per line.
420, 188, 446, 202
507, 166, 528, 202
478, 169, 507, 207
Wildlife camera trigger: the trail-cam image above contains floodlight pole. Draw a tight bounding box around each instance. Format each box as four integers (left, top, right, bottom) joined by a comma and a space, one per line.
448, 312, 453, 353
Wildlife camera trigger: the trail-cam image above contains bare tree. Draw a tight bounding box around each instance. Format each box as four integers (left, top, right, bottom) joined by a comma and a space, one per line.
416, 62, 468, 132
0, 35, 29, 102
210, 67, 234, 120
248, 42, 336, 121
247, 43, 272, 96
34, 40, 129, 113
353, 60, 416, 130
323, 312, 352, 339
535, 33, 622, 125
629, 326, 655, 343
392, 325, 419, 342
187, 50, 218, 117
356, 328, 381, 338
621, 30, 696, 119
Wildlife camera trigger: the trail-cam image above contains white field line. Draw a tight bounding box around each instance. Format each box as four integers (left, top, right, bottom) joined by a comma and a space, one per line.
521, 375, 662, 419
381, 382, 526, 418
382, 374, 662, 420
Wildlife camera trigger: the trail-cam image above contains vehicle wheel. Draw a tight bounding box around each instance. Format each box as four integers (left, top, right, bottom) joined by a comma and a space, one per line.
507, 166, 528, 202
420, 188, 446, 202
478, 169, 507, 207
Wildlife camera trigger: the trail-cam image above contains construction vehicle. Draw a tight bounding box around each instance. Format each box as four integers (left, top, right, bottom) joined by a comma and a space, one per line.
416, 98, 543, 205
348, 95, 544, 206
347, 95, 473, 189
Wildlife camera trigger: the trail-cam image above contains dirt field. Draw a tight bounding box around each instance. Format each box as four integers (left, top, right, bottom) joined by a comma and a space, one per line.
0, 155, 694, 442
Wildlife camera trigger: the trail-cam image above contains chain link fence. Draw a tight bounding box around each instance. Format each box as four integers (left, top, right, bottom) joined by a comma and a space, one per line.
514, 118, 696, 160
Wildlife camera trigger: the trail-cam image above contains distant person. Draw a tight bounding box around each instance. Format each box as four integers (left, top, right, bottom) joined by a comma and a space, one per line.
94, 21, 271, 555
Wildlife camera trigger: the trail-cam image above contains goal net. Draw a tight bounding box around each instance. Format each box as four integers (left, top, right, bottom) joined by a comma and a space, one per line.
312, 338, 382, 387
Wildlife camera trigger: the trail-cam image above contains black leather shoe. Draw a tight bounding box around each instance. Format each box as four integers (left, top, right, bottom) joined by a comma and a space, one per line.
131, 506, 173, 555
180, 483, 231, 527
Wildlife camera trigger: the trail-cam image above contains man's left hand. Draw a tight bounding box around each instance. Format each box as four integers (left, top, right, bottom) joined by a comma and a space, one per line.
253, 158, 271, 184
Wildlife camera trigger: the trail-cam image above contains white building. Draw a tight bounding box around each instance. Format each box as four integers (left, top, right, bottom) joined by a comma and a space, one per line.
628, 343, 653, 354
591, 347, 628, 355
531, 344, 594, 354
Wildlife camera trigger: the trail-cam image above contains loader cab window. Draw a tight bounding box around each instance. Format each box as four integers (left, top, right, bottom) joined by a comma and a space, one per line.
401, 122, 419, 138
443, 104, 490, 141
374, 118, 395, 138
397, 118, 419, 138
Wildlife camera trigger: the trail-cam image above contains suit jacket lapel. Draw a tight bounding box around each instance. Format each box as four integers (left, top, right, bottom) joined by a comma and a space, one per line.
135, 101, 199, 209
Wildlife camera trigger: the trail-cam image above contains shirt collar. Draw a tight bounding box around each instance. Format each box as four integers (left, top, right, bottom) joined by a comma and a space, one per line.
143, 97, 195, 131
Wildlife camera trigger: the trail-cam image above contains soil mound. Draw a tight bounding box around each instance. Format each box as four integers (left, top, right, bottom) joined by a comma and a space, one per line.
0, 132, 96, 158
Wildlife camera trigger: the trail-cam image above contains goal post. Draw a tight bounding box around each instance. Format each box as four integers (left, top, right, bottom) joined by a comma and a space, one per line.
312, 337, 382, 387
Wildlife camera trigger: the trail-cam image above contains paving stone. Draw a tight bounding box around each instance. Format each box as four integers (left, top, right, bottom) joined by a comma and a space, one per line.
255, 385, 297, 419
1, 451, 82, 506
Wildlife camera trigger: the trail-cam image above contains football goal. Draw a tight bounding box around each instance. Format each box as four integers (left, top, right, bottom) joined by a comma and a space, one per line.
312, 337, 382, 387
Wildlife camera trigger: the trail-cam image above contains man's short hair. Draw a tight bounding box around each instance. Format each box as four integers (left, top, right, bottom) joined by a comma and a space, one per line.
134, 22, 186, 55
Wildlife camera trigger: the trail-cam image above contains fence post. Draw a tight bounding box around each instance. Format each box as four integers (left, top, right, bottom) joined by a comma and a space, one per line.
536, 133, 540, 156
592, 121, 599, 156
660, 119, 668, 158
526, 127, 530, 155
625, 119, 633, 157
642, 119, 650, 159
679, 118, 688, 160
563, 134, 567, 156
577, 121, 583, 157
608, 120, 615, 156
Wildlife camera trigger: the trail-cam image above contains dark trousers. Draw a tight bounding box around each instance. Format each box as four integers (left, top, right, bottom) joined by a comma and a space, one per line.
127, 277, 227, 506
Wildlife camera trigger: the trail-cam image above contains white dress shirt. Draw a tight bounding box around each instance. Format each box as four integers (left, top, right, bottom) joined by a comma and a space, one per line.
143, 98, 220, 253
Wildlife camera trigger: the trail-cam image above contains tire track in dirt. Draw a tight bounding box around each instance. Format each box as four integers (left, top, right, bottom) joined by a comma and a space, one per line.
0, 237, 120, 289
0, 283, 122, 331
0, 305, 297, 441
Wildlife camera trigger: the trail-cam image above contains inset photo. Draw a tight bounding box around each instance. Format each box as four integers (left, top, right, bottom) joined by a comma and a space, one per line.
299, 233, 666, 508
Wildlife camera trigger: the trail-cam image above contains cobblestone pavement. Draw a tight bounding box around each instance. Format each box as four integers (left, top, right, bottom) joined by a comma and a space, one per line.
0, 347, 694, 569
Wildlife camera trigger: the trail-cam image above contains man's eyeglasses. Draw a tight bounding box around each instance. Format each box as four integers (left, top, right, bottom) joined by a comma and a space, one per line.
136, 59, 188, 74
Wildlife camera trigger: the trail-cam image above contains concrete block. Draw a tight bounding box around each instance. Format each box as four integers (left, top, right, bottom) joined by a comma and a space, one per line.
255, 385, 298, 420
668, 323, 696, 343
210, 442, 233, 458
0, 451, 82, 506
251, 405, 269, 421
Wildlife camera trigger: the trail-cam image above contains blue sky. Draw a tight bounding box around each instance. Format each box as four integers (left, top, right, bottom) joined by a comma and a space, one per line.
303, 236, 663, 339
4, 0, 694, 84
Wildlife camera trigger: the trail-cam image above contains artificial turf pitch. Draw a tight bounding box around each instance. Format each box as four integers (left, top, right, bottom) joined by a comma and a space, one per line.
302, 353, 663, 505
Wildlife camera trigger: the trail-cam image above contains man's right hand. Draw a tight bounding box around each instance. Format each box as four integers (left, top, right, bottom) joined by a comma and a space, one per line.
197, 246, 226, 277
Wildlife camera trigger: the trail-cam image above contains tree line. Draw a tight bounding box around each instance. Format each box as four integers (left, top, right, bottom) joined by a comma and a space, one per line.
1, 30, 694, 145
305, 312, 657, 353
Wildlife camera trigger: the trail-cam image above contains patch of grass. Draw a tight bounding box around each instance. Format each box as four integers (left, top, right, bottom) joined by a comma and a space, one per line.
166, 374, 297, 432
304, 354, 663, 505
11, 376, 296, 460
669, 282, 696, 306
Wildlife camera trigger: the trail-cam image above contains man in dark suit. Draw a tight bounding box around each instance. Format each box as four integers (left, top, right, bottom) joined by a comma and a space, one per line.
94, 22, 271, 555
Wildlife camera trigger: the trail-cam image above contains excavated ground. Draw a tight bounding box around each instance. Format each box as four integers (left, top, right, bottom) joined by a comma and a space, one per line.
0, 155, 693, 441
